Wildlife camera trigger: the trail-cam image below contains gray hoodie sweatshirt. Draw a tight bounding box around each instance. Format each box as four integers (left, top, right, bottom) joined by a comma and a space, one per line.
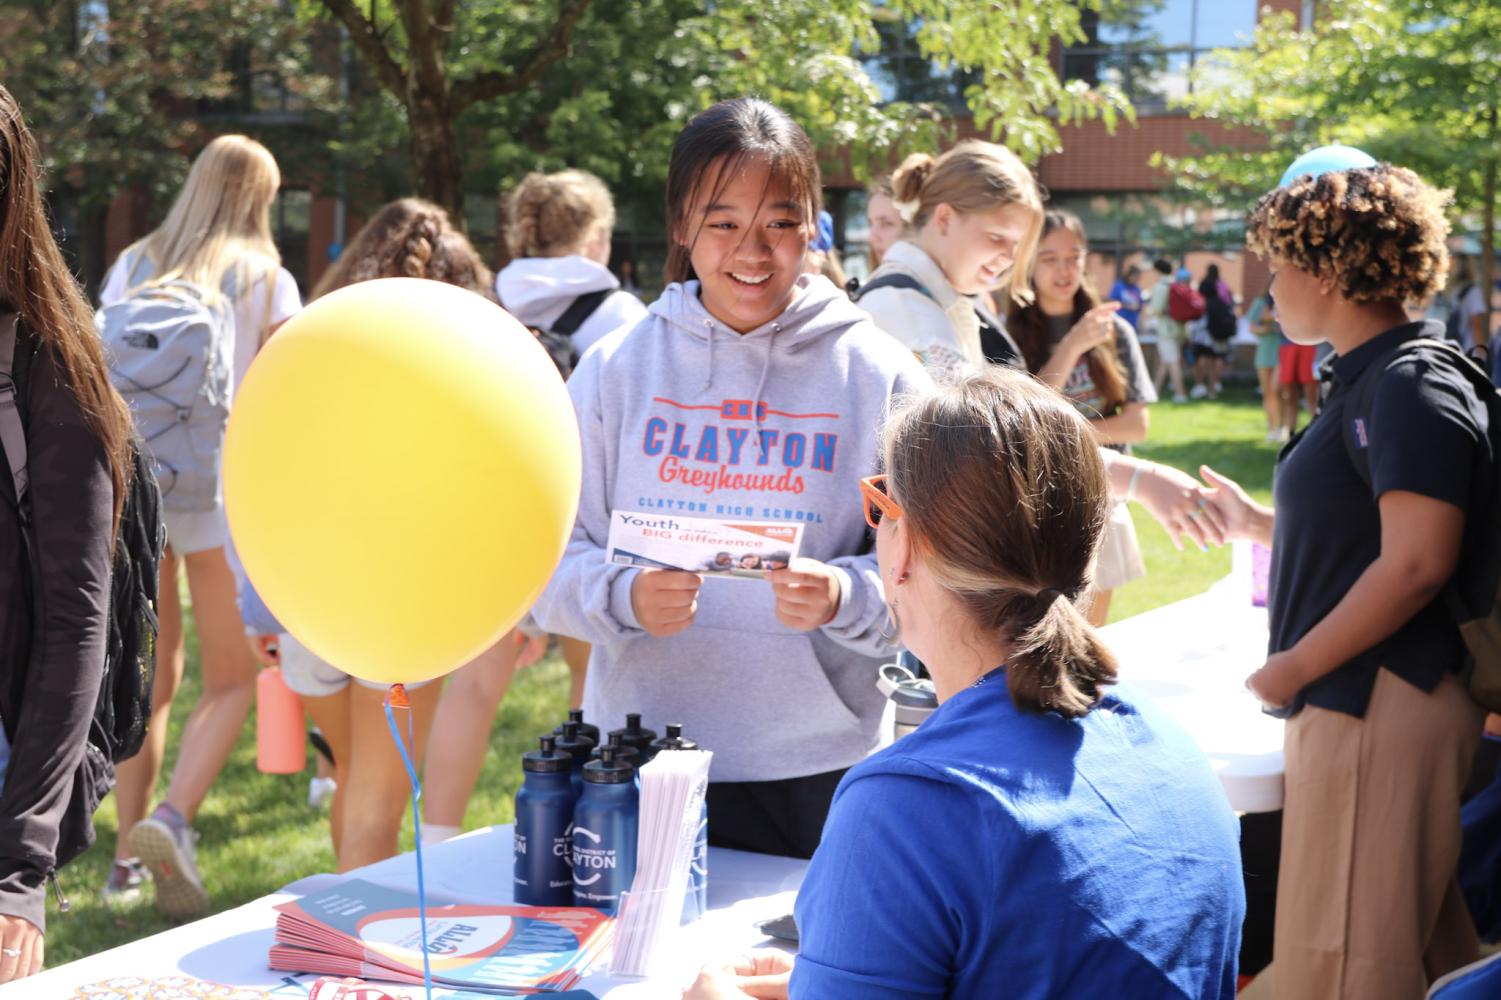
532, 274, 931, 781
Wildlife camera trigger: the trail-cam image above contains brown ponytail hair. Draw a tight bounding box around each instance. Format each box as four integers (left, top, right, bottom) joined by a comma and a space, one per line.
0, 85, 133, 533
504, 170, 615, 260
311, 198, 492, 301
889, 140, 1045, 307
883, 367, 1117, 717
1006, 209, 1129, 416
664, 99, 821, 285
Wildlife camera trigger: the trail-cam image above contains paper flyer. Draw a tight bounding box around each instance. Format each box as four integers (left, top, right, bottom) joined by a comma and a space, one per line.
605, 511, 802, 578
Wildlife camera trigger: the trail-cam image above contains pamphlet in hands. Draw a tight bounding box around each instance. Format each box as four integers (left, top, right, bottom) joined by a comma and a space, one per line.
605, 511, 802, 578
268, 878, 612, 994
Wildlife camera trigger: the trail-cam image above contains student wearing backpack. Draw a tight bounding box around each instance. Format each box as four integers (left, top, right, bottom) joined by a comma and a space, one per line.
854, 144, 1227, 554
0, 85, 139, 983
1007, 209, 1156, 627
1190, 264, 1235, 400
101, 135, 301, 916
1202, 152, 1489, 999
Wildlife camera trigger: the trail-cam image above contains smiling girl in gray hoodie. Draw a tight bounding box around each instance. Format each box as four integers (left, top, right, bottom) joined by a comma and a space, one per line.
532, 99, 930, 858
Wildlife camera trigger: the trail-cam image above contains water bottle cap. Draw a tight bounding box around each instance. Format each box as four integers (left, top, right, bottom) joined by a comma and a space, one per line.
553, 721, 596, 762
650, 721, 699, 752
583, 745, 635, 783
522, 734, 571, 773
556, 709, 600, 742
590, 733, 640, 769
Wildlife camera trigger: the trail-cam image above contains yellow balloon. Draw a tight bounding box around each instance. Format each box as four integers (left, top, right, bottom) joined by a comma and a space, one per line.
224, 278, 581, 685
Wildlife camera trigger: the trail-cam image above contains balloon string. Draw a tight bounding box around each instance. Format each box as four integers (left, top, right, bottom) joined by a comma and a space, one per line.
384, 684, 432, 1000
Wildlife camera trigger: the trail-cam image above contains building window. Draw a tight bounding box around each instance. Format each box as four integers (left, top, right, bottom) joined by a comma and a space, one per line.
859, 14, 976, 107
1062, 1, 1256, 113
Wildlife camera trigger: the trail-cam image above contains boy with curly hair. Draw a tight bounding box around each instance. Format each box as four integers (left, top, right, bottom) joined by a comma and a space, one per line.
1203, 146, 1490, 999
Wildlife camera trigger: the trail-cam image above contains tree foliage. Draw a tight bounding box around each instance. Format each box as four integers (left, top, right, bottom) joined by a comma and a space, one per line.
296, 0, 1137, 223
1159, 0, 1501, 302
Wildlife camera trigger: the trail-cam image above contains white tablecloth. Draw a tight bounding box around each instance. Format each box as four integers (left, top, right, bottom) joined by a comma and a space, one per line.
1, 827, 807, 998
12, 583, 1279, 996
1101, 579, 1284, 813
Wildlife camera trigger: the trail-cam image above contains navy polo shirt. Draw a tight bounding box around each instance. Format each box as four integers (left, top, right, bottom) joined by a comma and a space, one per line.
1268, 320, 1487, 719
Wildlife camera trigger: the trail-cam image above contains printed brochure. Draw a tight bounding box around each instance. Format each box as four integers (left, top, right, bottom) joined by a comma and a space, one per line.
605, 511, 802, 577
268, 879, 612, 994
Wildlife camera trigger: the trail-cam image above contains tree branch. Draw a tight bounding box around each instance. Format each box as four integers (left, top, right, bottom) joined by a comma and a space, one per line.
316, 0, 408, 100
397, 0, 445, 100
450, 0, 594, 112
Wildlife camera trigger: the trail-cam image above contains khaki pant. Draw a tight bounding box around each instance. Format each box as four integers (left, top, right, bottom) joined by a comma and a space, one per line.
1274, 668, 1484, 999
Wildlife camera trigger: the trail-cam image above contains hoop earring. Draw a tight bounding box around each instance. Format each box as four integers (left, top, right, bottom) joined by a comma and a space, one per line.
877, 602, 902, 647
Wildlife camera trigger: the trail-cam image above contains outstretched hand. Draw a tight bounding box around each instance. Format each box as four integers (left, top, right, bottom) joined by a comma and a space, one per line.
683, 950, 794, 1000
1131, 461, 1227, 550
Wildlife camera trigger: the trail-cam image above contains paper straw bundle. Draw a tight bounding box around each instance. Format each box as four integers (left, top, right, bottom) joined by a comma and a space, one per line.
609, 749, 713, 977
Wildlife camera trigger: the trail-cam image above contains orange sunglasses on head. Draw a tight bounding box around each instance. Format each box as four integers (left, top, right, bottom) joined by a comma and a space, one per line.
859, 474, 904, 529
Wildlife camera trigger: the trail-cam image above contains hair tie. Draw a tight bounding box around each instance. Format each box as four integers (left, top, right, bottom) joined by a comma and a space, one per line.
892, 197, 921, 224
1035, 588, 1065, 608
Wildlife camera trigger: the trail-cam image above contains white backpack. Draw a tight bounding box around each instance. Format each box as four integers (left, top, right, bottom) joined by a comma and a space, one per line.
98, 257, 235, 513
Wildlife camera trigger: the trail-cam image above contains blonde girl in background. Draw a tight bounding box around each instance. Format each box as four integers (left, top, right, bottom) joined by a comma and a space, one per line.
1007, 209, 1155, 626
495, 169, 647, 716
858, 142, 1224, 554
103, 135, 301, 916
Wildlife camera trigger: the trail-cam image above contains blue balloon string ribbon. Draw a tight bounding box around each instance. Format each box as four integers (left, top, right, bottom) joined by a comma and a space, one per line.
384, 683, 433, 1000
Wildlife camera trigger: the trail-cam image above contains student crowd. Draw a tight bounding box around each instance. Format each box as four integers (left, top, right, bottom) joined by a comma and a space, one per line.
1, 81, 1496, 1000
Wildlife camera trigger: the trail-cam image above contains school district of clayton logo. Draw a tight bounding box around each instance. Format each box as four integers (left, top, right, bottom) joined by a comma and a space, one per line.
359, 913, 514, 957
571, 824, 613, 885
642, 396, 842, 497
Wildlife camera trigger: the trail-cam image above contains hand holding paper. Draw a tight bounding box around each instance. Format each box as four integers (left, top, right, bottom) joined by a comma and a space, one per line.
768, 560, 841, 631
631, 570, 703, 637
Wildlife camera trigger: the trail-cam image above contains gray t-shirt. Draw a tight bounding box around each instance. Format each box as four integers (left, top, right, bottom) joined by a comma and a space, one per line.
1046, 313, 1158, 448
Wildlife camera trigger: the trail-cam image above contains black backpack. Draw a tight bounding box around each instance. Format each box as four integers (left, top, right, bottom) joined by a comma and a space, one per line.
854, 272, 1023, 369
526, 289, 611, 378
1338, 335, 1501, 711
1205, 294, 1238, 342
0, 317, 165, 807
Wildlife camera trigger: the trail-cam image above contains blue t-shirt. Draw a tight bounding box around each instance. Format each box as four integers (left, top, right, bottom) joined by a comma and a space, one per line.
791, 667, 1244, 1000
1109, 280, 1144, 330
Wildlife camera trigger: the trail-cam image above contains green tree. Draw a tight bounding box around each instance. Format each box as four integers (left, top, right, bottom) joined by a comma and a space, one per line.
299, 0, 1138, 225
1, 0, 333, 281
1159, 1, 1501, 329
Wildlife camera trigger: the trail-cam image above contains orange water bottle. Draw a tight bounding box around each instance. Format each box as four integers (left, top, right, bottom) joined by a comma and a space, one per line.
257, 667, 306, 774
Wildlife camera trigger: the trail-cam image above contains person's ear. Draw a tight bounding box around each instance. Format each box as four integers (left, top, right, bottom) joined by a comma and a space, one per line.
889, 518, 916, 586
932, 203, 954, 238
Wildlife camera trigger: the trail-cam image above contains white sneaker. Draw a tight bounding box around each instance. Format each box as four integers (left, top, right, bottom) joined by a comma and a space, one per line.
308, 776, 337, 810
1172, 393, 1188, 403
1190, 384, 1209, 399
1265, 429, 1283, 444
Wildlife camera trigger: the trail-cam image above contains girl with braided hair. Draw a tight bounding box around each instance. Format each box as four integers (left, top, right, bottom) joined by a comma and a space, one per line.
249, 199, 544, 870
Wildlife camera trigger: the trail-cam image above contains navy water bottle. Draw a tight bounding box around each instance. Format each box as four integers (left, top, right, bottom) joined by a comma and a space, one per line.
513, 735, 576, 906
571, 747, 638, 913
555, 708, 601, 748
609, 713, 658, 764
650, 723, 708, 921
590, 732, 641, 773
554, 720, 596, 796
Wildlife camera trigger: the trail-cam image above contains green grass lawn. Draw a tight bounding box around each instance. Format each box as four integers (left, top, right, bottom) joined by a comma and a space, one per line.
45, 385, 1284, 966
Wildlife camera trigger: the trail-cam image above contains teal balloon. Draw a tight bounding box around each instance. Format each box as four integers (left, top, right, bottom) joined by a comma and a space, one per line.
1279, 145, 1378, 188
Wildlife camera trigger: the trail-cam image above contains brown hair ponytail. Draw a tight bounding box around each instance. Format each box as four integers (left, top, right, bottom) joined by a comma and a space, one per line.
883, 367, 1117, 718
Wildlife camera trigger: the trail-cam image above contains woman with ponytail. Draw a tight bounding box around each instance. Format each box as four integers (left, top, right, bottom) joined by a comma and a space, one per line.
0, 85, 135, 981
686, 367, 1243, 1000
